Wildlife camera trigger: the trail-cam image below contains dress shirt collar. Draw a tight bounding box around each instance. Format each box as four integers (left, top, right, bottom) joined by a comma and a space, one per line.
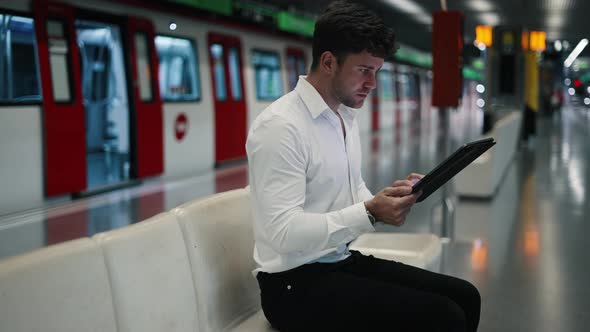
294, 76, 359, 122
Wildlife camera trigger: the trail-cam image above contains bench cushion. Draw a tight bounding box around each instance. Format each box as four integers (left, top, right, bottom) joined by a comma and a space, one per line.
227, 310, 277, 332
0, 238, 117, 332
93, 212, 198, 332
174, 188, 261, 332
349, 233, 442, 271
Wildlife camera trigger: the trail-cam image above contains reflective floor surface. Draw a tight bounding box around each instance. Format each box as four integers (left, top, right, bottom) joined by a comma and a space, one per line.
1, 103, 589, 331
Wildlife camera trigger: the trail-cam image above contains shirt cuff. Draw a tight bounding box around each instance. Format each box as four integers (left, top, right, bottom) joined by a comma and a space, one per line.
338, 201, 375, 235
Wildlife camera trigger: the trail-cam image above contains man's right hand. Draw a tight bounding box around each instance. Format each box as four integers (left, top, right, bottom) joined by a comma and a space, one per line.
364, 180, 420, 226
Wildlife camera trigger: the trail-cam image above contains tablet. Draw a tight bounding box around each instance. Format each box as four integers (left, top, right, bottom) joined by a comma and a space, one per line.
411, 137, 496, 202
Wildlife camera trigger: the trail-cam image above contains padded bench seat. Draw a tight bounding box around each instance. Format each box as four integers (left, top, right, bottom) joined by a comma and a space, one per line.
0, 238, 118, 332
227, 310, 276, 332
349, 232, 442, 272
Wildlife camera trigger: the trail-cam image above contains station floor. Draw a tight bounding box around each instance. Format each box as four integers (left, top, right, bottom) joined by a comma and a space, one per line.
1, 103, 589, 331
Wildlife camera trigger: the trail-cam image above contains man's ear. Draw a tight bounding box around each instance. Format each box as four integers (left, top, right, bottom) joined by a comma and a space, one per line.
319, 51, 337, 75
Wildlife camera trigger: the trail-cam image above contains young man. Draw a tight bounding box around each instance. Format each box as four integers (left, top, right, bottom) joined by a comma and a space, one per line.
246, 1, 481, 331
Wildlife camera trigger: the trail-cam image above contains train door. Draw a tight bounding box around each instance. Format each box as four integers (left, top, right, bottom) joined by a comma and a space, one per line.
395, 69, 409, 128
371, 88, 379, 132
286, 47, 306, 91
126, 17, 164, 178
75, 19, 132, 190
208, 32, 247, 164
409, 71, 421, 122
34, 0, 86, 196
375, 62, 395, 131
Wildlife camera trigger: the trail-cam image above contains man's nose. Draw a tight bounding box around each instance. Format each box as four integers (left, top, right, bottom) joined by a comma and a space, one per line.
365, 73, 377, 89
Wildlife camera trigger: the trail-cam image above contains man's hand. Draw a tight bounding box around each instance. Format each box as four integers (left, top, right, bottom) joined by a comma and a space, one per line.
404, 173, 424, 185
364, 179, 421, 226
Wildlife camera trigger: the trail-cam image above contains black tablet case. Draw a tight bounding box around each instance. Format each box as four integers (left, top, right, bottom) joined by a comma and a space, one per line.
412, 138, 496, 202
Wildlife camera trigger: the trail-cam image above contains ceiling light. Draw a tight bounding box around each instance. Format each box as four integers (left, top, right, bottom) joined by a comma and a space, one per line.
563, 40, 570, 49
564, 38, 589, 68
479, 13, 500, 26
384, 0, 431, 25
546, 14, 564, 28
466, 0, 494, 11
385, 0, 426, 15
415, 14, 433, 25
554, 40, 562, 51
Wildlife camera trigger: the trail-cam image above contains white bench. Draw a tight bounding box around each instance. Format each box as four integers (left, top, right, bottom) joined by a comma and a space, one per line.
349, 233, 442, 272
92, 212, 199, 332
173, 188, 272, 332
0, 187, 442, 332
0, 238, 118, 332
455, 112, 522, 197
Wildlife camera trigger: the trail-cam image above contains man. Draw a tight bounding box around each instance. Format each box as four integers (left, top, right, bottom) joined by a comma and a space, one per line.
246, 1, 481, 331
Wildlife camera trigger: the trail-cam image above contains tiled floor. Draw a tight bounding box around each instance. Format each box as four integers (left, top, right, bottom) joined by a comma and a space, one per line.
1, 103, 589, 331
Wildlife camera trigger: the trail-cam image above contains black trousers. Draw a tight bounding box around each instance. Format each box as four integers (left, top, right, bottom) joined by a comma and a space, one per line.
257, 250, 480, 332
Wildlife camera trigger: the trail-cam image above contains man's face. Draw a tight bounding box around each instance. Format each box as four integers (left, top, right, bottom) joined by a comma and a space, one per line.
331, 50, 384, 109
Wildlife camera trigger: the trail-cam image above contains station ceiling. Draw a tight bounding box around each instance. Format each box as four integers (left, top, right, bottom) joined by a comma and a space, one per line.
262, 0, 589, 53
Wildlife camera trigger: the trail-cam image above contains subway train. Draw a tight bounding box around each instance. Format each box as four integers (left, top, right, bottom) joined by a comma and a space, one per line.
0, 0, 480, 216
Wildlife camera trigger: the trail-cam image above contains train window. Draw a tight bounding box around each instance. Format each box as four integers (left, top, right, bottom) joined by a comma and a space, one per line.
155, 35, 201, 102
252, 50, 283, 100
210, 43, 227, 101
0, 14, 42, 104
134, 32, 154, 102
396, 73, 411, 98
286, 52, 306, 91
228, 47, 242, 101
47, 19, 74, 103
377, 70, 394, 101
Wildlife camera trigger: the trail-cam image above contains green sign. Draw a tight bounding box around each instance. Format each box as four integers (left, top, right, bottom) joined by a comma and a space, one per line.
170, 0, 232, 16
579, 71, 590, 84
277, 11, 315, 37
472, 59, 485, 71
576, 59, 589, 70
394, 47, 432, 68
233, 1, 277, 18
463, 66, 483, 81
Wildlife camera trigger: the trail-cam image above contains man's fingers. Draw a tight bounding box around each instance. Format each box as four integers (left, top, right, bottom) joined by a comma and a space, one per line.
407, 173, 424, 184
392, 205, 413, 226
407, 173, 425, 180
391, 179, 415, 188
383, 186, 413, 197
394, 193, 419, 209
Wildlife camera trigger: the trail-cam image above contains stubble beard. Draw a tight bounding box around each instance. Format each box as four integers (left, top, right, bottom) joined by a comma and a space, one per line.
332, 77, 363, 109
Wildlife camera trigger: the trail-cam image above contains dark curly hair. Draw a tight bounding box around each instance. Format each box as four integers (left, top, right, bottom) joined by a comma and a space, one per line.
310, 0, 397, 71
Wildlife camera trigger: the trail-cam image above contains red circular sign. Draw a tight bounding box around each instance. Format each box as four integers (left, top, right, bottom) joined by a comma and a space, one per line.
175, 113, 188, 141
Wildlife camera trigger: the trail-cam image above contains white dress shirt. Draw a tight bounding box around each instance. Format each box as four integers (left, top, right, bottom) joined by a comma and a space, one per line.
246, 76, 375, 274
